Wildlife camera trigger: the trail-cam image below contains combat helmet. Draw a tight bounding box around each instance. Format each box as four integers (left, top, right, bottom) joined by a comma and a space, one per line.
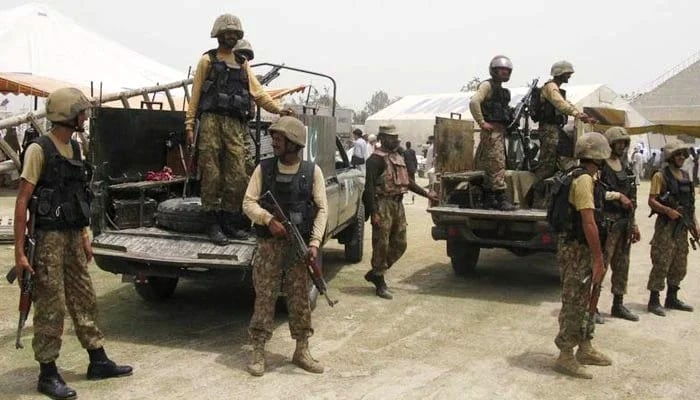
574, 131, 611, 160
378, 125, 398, 136
234, 39, 254, 61
489, 55, 513, 81
270, 116, 306, 147
210, 14, 243, 38
46, 87, 91, 123
663, 139, 689, 161
551, 60, 575, 77
604, 126, 631, 146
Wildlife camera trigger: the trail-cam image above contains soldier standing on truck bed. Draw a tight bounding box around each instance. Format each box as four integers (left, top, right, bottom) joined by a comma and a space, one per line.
646, 139, 698, 317
553, 132, 612, 379
242, 116, 328, 376
530, 61, 596, 208
185, 14, 292, 245
469, 55, 516, 211
14, 88, 132, 400
363, 125, 438, 299
600, 127, 640, 322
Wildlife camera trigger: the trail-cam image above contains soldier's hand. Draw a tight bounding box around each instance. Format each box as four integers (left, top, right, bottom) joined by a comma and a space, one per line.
427, 190, 439, 203
82, 235, 94, 263
280, 108, 295, 117
592, 258, 606, 285
15, 255, 34, 285
665, 207, 682, 221
632, 225, 641, 243
619, 194, 633, 210
307, 246, 319, 263
579, 113, 597, 124
185, 128, 195, 146
268, 218, 288, 238
371, 213, 380, 226
481, 122, 495, 132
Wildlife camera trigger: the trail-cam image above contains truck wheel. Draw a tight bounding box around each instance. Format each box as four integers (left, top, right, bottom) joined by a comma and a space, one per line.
155, 197, 209, 233
134, 276, 179, 302
344, 202, 365, 263
451, 245, 480, 276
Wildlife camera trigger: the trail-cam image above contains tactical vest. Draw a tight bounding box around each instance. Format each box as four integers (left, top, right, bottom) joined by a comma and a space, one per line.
540, 80, 567, 126
31, 136, 92, 230
374, 149, 410, 197
197, 49, 253, 121
600, 160, 637, 214
550, 168, 606, 244
659, 166, 695, 219
254, 158, 317, 242
481, 80, 512, 124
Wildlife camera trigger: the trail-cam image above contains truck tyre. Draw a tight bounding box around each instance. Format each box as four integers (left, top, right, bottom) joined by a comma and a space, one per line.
155, 197, 209, 233
134, 276, 179, 302
344, 202, 364, 263
451, 245, 480, 276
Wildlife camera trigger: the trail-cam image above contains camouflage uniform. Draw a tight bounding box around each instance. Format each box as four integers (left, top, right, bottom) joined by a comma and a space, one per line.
248, 238, 312, 341
32, 230, 105, 362
198, 113, 252, 212
371, 197, 408, 275
604, 221, 632, 295
555, 236, 595, 350
648, 216, 689, 291
474, 126, 507, 191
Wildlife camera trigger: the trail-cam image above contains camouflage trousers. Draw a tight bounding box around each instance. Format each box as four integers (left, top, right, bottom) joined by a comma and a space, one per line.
198, 112, 254, 212
249, 238, 313, 342
555, 237, 595, 351
474, 125, 506, 191
533, 124, 577, 181
371, 196, 407, 275
647, 217, 689, 291
32, 230, 105, 363
604, 216, 633, 295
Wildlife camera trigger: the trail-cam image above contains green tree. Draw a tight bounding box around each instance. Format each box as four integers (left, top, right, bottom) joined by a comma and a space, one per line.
460, 76, 481, 92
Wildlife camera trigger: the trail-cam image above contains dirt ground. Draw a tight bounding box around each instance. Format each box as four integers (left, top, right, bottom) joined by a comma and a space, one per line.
1, 181, 699, 400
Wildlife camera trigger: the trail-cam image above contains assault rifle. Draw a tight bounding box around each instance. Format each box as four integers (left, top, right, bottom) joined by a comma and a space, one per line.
260, 191, 338, 307
507, 78, 539, 171
582, 272, 604, 338
649, 191, 698, 250
6, 195, 38, 349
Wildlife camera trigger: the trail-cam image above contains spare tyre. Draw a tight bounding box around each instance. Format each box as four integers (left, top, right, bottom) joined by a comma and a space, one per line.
155, 197, 210, 233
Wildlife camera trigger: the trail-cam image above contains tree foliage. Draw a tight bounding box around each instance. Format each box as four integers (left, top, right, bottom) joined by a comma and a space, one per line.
460, 76, 482, 92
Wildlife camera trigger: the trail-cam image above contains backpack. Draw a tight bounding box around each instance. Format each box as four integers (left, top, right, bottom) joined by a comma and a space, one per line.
528, 85, 542, 123
546, 167, 587, 233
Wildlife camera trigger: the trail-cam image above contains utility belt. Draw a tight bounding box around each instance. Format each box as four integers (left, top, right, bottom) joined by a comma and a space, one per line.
377, 194, 404, 202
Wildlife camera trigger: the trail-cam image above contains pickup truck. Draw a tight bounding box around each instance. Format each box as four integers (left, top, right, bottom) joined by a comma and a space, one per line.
426, 116, 556, 275
88, 65, 365, 305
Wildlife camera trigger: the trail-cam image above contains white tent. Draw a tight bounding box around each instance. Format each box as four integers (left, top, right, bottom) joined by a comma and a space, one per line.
0, 3, 186, 113
365, 84, 651, 148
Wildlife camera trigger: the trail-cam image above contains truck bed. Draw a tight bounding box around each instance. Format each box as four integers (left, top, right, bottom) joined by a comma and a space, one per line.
92, 227, 256, 269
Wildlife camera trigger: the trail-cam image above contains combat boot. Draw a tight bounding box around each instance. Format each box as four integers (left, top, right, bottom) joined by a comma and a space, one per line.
246, 340, 266, 377
38, 362, 77, 400
220, 211, 249, 240
665, 286, 694, 312
206, 211, 228, 246
575, 340, 612, 366
292, 338, 324, 374
611, 294, 639, 321
494, 190, 516, 211
648, 291, 666, 316
553, 349, 592, 379
364, 270, 392, 300
86, 347, 133, 380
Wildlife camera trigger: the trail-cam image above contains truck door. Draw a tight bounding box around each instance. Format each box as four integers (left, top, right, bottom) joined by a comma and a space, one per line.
334, 137, 362, 229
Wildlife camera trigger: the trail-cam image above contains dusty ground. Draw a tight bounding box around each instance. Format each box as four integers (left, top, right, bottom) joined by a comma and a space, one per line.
0, 181, 699, 400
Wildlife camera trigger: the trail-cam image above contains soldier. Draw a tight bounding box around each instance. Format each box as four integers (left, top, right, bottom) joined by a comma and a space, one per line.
185, 14, 291, 245
646, 139, 698, 316
600, 127, 640, 322
242, 116, 328, 376
14, 88, 132, 399
553, 131, 612, 379
362, 125, 438, 299
530, 61, 596, 208
469, 55, 516, 210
